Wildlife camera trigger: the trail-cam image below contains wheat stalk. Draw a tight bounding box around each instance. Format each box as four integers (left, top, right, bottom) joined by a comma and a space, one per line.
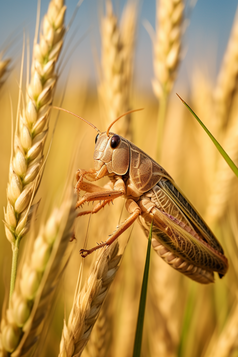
0, 55, 11, 89
214, 8, 238, 131
4, 0, 66, 299
205, 96, 238, 224
99, 0, 137, 138
204, 300, 238, 357
148, 0, 185, 351
0, 190, 77, 355
58, 241, 123, 357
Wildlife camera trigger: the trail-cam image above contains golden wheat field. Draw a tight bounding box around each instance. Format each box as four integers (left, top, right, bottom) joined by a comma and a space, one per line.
0, 0, 238, 356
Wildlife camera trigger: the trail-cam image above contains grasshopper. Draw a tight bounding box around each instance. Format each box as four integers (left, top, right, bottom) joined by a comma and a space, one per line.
61, 107, 228, 285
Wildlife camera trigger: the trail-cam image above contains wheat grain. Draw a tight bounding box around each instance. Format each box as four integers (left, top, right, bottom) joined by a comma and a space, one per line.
214, 8, 238, 130
1, 191, 77, 355
4, 0, 66, 248
58, 241, 123, 357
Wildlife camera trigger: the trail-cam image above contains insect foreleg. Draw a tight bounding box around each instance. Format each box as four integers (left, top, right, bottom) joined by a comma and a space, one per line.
76, 165, 108, 183
76, 178, 126, 211
77, 199, 113, 217
76, 181, 112, 194
76, 190, 123, 208
80, 199, 141, 257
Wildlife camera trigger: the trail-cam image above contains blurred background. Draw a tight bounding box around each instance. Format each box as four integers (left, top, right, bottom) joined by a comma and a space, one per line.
1, 0, 238, 91
1, 0, 238, 356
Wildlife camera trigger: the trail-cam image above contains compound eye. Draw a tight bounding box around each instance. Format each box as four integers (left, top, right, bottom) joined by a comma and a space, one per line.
95, 133, 99, 144
110, 135, 121, 149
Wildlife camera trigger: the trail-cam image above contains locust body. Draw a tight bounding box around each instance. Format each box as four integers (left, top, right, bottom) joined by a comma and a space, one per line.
76, 126, 228, 285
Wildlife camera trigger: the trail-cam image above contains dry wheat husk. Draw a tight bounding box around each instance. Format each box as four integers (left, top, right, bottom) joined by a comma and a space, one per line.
58, 241, 123, 357
82, 294, 113, 357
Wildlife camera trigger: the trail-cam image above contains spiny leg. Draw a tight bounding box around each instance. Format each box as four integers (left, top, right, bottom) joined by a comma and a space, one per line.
76, 181, 115, 215
76, 178, 125, 211
77, 199, 112, 217
76, 190, 124, 209
80, 199, 141, 257
76, 181, 113, 194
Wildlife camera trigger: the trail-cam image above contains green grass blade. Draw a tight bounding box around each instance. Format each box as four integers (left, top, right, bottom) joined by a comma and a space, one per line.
177, 283, 196, 357
132, 222, 152, 357
176, 93, 238, 178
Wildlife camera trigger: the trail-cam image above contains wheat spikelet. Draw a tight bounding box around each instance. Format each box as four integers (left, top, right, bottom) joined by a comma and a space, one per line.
205, 92, 238, 224
4, 0, 66, 247
0, 189, 77, 355
58, 241, 123, 357
214, 8, 238, 130
0, 55, 11, 89
82, 296, 112, 357
99, 0, 137, 137
152, 0, 184, 99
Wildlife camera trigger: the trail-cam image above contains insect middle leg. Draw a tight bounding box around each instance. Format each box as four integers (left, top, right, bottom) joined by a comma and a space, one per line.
80, 199, 141, 257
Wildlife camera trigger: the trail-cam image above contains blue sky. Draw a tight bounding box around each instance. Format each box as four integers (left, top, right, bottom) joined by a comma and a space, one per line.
0, 0, 237, 93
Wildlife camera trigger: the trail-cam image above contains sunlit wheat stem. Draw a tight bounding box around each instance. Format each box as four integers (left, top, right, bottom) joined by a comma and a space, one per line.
0, 55, 11, 89
205, 301, 238, 357
4, 0, 66, 299
206, 105, 238, 224
1, 190, 76, 355
58, 241, 122, 357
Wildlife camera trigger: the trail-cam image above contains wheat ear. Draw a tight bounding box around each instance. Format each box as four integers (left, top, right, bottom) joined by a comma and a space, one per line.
152, 0, 184, 159
99, 0, 137, 138
1, 190, 77, 355
58, 241, 123, 357
214, 8, 238, 130
4, 0, 66, 299
83, 298, 112, 357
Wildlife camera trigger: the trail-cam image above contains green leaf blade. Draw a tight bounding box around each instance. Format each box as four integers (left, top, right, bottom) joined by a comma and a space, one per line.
176, 93, 238, 178
133, 221, 153, 357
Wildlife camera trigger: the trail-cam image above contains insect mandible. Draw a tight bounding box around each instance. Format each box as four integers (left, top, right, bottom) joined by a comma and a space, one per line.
57, 107, 228, 284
